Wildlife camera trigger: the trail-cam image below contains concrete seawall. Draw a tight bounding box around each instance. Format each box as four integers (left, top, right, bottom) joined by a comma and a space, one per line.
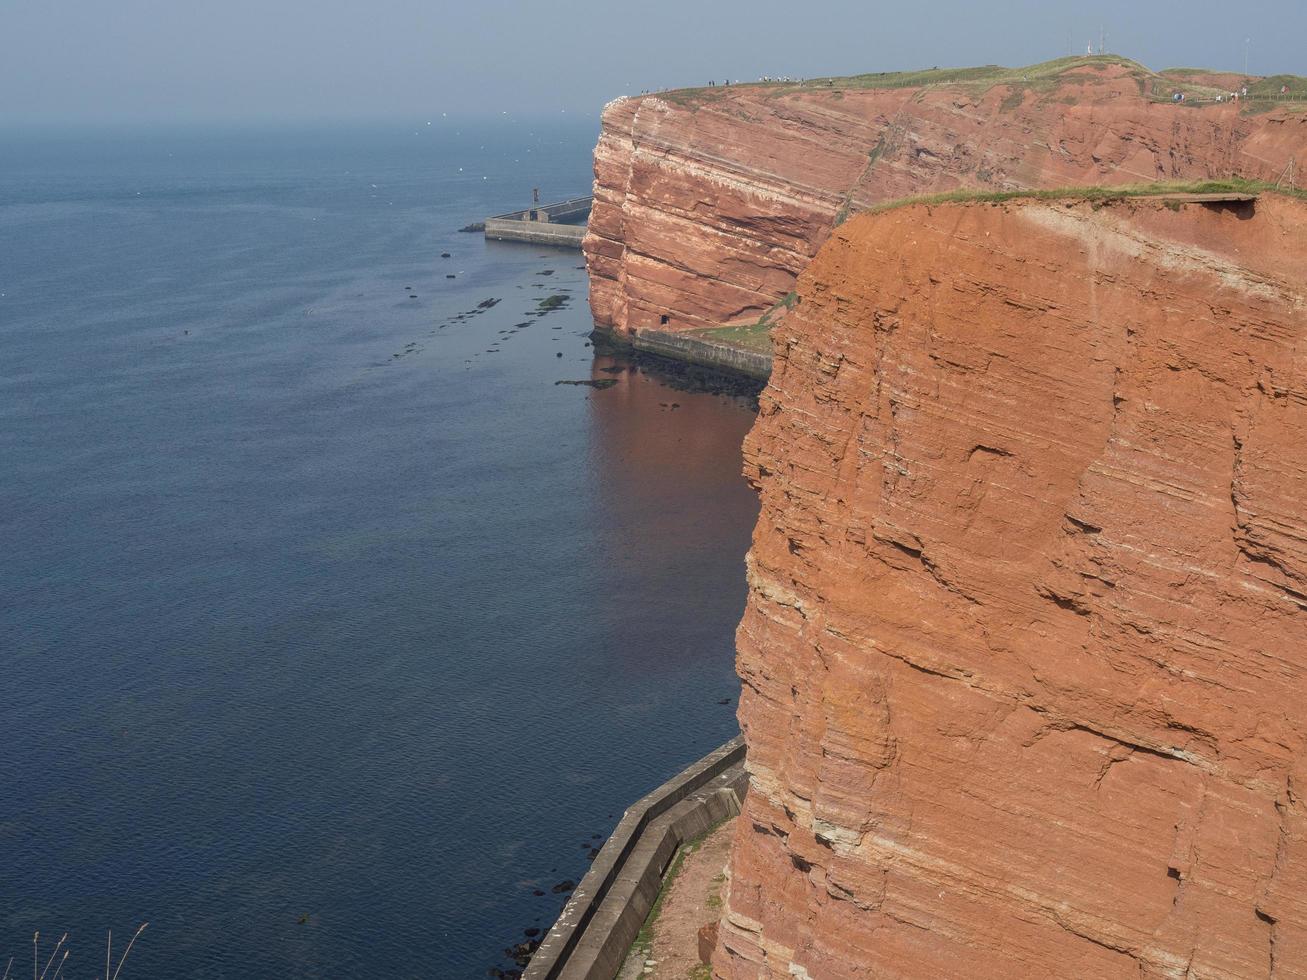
524, 737, 748, 980
485, 219, 587, 248
630, 330, 772, 382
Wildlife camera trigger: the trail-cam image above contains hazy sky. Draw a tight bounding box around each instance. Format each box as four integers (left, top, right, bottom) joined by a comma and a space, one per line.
2, 0, 1302, 123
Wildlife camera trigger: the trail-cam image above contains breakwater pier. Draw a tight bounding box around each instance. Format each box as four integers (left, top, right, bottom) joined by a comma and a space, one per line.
485, 194, 592, 248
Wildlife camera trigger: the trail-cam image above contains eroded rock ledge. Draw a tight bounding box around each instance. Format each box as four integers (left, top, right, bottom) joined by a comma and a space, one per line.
717, 193, 1307, 978
584, 60, 1306, 344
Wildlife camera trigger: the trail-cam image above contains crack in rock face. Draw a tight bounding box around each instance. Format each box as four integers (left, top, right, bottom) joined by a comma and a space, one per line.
715, 194, 1307, 979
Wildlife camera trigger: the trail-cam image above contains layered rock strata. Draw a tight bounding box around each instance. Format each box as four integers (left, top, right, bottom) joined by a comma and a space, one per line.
718, 193, 1307, 978
584, 60, 1306, 342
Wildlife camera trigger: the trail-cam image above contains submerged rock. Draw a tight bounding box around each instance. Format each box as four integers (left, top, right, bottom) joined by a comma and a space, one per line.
536, 294, 569, 313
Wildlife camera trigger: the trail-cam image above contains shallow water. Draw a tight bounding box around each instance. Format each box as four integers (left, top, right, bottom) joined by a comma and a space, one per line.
0, 122, 758, 977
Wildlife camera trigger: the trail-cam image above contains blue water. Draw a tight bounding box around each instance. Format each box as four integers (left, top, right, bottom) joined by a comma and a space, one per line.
0, 123, 758, 978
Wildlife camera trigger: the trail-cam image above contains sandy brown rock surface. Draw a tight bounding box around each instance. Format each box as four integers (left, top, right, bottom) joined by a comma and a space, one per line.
716, 193, 1307, 978
619, 818, 735, 980
584, 60, 1306, 344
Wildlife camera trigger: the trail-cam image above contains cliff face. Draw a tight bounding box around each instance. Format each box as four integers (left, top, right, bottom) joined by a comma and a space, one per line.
719, 194, 1307, 978
584, 61, 1306, 341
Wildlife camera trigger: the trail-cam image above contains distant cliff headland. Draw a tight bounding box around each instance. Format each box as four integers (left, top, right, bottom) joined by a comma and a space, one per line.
582, 55, 1306, 374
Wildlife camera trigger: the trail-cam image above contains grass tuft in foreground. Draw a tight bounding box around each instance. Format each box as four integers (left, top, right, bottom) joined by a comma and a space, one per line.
4, 924, 147, 980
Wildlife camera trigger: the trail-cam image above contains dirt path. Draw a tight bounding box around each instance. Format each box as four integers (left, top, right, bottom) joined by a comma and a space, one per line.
619, 816, 736, 979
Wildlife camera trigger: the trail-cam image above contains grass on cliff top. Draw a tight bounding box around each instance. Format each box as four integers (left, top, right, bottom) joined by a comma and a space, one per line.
656, 55, 1307, 112
813, 54, 1151, 91
857, 178, 1307, 218
660, 55, 1140, 103
1156, 69, 1307, 108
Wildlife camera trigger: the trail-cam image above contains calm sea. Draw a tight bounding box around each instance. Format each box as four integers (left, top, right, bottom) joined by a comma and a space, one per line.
0, 121, 758, 977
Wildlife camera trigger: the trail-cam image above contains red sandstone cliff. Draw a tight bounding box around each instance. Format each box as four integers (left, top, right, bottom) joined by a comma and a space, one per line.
717, 192, 1307, 978
584, 59, 1306, 342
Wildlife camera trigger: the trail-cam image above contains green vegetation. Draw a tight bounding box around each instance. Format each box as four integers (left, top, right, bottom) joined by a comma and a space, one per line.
706, 869, 728, 910
651, 55, 1306, 115
691, 320, 773, 353
631, 847, 688, 955
685, 179, 1304, 359
690, 292, 796, 354
999, 88, 1026, 112
1248, 74, 1307, 100
628, 832, 701, 960
816, 55, 1150, 91
1150, 69, 1307, 110
537, 293, 569, 311
624, 816, 736, 967
1161, 67, 1229, 76
654, 56, 1127, 104
1155, 68, 1241, 101
866, 134, 891, 167
859, 178, 1307, 218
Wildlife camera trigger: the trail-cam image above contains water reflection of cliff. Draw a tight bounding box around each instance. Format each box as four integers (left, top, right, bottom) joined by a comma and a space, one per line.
581, 352, 760, 677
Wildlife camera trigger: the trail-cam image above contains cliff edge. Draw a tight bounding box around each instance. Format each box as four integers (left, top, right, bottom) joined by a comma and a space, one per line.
719, 192, 1307, 978
584, 57, 1306, 348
